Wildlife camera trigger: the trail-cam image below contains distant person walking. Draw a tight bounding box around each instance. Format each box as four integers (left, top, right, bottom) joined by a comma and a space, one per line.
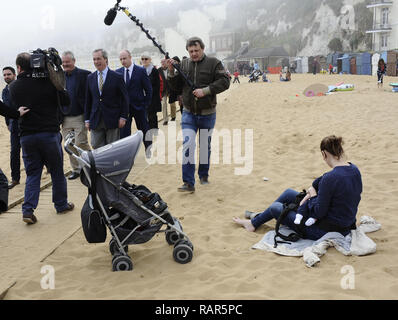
377, 58, 387, 88
233, 70, 240, 84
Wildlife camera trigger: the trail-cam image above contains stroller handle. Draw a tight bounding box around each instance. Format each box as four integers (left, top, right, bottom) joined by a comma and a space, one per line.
64, 131, 86, 157
64, 131, 75, 155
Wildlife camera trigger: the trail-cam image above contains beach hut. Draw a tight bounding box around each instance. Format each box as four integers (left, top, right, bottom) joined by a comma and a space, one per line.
332, 53, 343, 67
295, 58, 303, 73
350, 55, 357, 75
301, 56, 309, 73
316, 55, 327, 72
339, 54, 350, 74
357, 52, 372, 76
372, 53, 380, 76
387, 51, 397, 77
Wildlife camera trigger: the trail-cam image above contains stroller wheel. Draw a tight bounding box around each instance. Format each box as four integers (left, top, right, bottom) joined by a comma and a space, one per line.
112, 255, 133, 272
175, 239, 194, 251
109, 238, 129, 256
173, 243, 193, 264
165, 230, 183, 245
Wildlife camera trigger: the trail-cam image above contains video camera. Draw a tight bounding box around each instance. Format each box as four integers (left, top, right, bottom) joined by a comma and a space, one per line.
30, 47, 63, 78
29, 47, 65, 91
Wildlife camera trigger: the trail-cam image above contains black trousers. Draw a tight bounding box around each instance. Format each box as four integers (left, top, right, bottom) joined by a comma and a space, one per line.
148, 111, 158, 129
9, 119, 21, 182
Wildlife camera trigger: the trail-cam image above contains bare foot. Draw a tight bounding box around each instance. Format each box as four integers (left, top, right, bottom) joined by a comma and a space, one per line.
232, 217, 255, 232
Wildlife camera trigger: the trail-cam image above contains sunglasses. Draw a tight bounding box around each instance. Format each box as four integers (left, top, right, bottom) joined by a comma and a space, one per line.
141, 58, 149, 61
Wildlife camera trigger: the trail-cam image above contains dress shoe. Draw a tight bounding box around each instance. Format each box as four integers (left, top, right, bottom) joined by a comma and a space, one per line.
163, 121, 168, 126
68, 172, 80, 180
57, 202, 75, 214
171, 118, 176, 121
177, 183, 195, 193
23, 213, 38, 225
200, 176, 209, 185
8, 180, 20, 189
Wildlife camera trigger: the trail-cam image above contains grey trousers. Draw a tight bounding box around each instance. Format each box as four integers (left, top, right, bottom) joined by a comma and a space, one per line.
62, 114, 91, 173
90, 119, 120, 149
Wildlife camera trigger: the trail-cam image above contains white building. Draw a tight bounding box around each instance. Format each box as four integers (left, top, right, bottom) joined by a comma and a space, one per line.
367, 0, 398, 51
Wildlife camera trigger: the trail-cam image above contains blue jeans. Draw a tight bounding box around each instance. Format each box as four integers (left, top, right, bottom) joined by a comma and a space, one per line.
20, 132, 69, 216
251, 188, 328, 240
9, 119, 21, 182
181, 110, 216, 186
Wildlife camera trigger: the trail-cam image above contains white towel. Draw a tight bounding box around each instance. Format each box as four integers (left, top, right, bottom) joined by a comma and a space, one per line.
252, 216, 381, 267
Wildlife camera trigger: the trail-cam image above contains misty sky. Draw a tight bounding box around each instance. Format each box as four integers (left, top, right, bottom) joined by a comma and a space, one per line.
0, 0, 174, 65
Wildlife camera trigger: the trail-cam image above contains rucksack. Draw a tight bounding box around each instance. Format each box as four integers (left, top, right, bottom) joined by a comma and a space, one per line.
273, 190, 307, 248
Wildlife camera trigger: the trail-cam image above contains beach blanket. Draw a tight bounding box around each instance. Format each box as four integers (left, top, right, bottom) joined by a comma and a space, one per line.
252, 216, 381, 267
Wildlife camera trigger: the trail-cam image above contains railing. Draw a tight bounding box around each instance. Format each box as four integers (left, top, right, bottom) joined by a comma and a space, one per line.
367, 0, 393, 7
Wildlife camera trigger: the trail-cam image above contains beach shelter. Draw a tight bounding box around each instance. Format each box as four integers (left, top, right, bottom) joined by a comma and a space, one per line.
350, 55, 357, 75
387, 51, 397, 76
372, 53, 380, 76
295, 58, 303, 73
301, 56, 309, 73
339, 54, 350, 74
357, 52, 372, 75
332, 53, 343, 67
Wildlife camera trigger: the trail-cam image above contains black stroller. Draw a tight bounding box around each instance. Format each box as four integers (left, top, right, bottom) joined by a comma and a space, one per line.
64, 131, 194, 271
248, 69, 262, 83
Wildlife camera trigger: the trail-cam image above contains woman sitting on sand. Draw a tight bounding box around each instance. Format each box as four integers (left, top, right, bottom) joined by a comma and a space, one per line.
279, 70, 291, 82
233, 135, 362, 240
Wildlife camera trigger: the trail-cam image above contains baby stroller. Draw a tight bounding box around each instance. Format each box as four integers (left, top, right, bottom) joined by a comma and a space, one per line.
248, 69, 262, 83
64, 131, 194, 271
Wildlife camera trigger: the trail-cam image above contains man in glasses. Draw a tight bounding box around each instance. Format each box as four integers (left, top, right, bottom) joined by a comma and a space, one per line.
116, 50, 152, 151
165, 37, 230, 193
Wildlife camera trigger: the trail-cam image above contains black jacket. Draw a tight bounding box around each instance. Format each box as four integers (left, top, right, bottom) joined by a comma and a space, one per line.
62, 67, 91, 117
0, 100, 19, 119
9, 72, 70, 137
147, 67, 161, 113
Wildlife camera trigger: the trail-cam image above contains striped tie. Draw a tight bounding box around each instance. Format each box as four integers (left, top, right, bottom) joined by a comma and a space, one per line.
99, 71, 104, 92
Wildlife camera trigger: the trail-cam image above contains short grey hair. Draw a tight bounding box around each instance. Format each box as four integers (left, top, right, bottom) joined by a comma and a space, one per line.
62, 51, 75, 61
93, 49, 108, 60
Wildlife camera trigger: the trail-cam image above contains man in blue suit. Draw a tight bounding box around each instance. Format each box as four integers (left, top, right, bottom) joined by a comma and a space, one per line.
116, 50, 152, 150
85, 49, 129, 149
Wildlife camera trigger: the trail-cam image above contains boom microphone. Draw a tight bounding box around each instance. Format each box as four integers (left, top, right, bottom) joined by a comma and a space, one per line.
104, 8, 117, 26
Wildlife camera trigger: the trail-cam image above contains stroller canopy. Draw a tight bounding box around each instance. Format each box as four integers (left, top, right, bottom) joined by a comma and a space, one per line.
81, 131, 143, 185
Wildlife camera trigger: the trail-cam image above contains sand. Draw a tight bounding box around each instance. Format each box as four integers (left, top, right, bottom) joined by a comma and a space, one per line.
1, 73, 398, 300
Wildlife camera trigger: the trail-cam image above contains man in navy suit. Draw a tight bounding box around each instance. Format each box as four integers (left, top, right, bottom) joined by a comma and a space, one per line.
85, 49, 129, 149
116, 50, 152, 150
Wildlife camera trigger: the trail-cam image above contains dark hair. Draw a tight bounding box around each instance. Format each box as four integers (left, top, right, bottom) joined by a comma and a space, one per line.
15, 52, 31, 71
172, 56, 181, 63
378, 59, 385, 68
320, 135, 344, 159
2, 66, 16, 75
186, 37, 205, 50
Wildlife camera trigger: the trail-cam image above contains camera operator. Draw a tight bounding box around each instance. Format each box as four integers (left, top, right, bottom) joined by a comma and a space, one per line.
9, 52, 75, 225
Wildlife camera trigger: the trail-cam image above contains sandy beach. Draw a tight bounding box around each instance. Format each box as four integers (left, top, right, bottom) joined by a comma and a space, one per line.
1, 73, 398, 300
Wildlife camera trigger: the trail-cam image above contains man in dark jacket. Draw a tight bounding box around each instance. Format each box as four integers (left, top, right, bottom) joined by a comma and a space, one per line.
61, 51, 91, 180
2, 66, 20, 189
9, 52, 75, 225
166, 37, 230, 193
